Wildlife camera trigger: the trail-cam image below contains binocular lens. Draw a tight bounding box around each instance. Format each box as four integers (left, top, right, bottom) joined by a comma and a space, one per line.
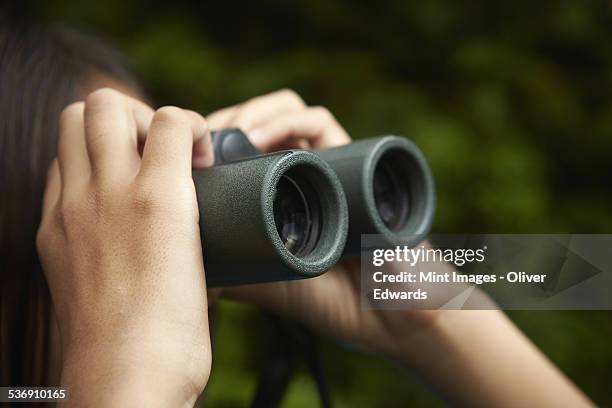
273, 171, 322, 257
373, 157, 410, 231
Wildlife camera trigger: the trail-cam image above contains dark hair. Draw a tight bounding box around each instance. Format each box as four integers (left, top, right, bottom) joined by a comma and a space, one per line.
0, 21, 142, 386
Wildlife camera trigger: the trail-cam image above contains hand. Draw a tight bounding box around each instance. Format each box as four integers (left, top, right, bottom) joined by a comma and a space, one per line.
36, 88, 214, 407
207, 89, 441, 360
207, 88, 350, 150
210, 89, 598, 408
209, 90, 595, 408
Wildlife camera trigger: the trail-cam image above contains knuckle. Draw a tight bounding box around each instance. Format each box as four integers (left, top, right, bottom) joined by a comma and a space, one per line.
88, 184, 117, 215
61, 185, 106, 221
59, 102, 85, 129
131, 178, 165, 215
185, 109, 207, 125
278, 88, 305, 106
132, 176, 195, 219
154, 106, 186, 124
86, 87, 123, 106
132, 181, 152, 205
240, 96, 260, 111
311, 106, 335, 121
184, 110, 208, 138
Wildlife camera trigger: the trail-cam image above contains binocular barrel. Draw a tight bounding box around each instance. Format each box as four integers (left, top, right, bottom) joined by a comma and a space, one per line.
317, 136, 435, 254
193, 149, 348, 287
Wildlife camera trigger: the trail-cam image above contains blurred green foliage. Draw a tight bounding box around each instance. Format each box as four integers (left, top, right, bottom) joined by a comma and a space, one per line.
33, 0, 612, 406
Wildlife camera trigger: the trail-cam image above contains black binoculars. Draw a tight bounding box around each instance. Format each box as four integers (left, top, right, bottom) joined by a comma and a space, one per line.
193, 129, 436, 287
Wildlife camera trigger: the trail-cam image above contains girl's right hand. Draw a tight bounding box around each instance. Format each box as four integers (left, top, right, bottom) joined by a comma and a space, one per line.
37, 88, 214, 407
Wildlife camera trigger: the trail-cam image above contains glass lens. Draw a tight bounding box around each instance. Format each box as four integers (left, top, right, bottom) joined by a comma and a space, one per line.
373, 160, 410, 231
273, 174, 318, 256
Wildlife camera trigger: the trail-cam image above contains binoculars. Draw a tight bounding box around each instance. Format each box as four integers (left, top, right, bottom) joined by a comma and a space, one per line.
193, 129, 436, 287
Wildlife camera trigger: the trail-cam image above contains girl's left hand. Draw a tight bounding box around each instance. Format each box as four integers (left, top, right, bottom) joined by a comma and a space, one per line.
207, 89, 437, 359
207, 88, 350, 151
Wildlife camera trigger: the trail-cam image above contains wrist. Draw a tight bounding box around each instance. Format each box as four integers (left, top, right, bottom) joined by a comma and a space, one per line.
393, 309, 507, 371
60, 342, 206, 407
388, 292, 499, 364
374, 309, 447, 365
62, 364, 199, 407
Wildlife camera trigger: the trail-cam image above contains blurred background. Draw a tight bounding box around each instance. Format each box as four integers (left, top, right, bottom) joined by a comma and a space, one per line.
25, 0, 612, 406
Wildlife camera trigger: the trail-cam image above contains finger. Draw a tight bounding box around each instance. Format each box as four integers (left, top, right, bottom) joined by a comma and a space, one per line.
57, 102, 90, 189
227, 89, 306, 131
83, 88, 154, 181
140, 106, 209, 178
248, 106, 351, 150
42, 159, 61, 218
263, 137, 310, 151
223, 278, 326, 326
187, 110, 214, 168
206, 105, 238, 130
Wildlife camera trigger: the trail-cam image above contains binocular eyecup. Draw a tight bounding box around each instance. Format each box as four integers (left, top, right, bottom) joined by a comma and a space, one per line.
193, 148, 348, 287
193, 129, 435, 287
317, 135, 435, 255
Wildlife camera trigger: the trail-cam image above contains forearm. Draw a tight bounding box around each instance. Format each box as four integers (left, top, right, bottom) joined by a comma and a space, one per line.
401, 309, 593, 407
